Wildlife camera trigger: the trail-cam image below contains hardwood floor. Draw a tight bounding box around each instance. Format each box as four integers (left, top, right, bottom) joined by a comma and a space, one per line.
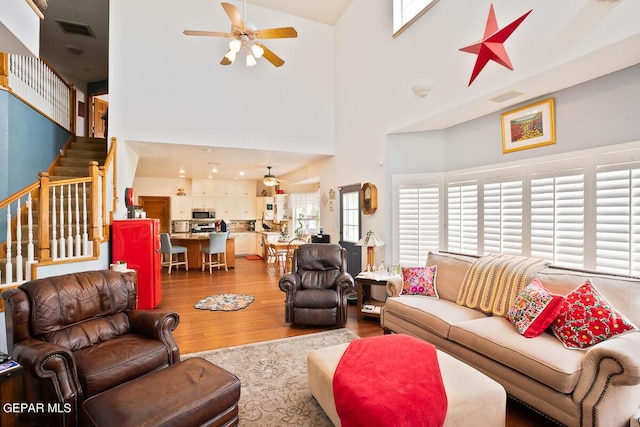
157, 257, 558, 426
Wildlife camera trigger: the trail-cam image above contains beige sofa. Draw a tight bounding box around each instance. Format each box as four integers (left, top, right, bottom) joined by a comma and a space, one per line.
380, 251, 640, 427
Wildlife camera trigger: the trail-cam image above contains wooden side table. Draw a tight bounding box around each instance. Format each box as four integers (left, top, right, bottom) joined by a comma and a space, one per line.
0, 360, 24, 427
355, 275, 399, 321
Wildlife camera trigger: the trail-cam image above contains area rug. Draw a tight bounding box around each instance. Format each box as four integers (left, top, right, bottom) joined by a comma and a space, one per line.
182, 329, 360, 426
194, 294, 255, 311
245, 255, 263, 260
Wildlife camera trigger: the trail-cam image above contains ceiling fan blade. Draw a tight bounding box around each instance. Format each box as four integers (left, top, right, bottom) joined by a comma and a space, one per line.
221, 2, 246, 29
183, 30, 230, 38
220, 51, 233, 65
254, 27, 298, 39
256, 43, 285, 67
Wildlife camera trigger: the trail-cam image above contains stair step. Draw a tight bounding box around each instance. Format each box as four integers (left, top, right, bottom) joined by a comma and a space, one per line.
69, 142, 107, 153
53, 166, 91, 177
64, 148, 106, 161
61, 157, 102, 167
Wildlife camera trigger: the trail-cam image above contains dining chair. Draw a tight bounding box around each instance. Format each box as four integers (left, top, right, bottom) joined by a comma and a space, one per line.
202, 232, 228, 274
262, 234, 277, 271
285, 238, 307, 273
160, 233, 188, 274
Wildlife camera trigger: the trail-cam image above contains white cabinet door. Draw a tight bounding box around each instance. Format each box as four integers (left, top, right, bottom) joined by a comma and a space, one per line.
216, 197, 236, 219
217, 180, 237, 197
236, 180, 257, 197
236, 197, 257, 220
170, 196, 192, 220
192, 179, 217, 197
191, 197, 216, 210
234, 233, 251, 255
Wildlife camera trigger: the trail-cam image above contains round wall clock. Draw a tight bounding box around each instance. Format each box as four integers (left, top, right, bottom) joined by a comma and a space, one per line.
360, 183, 378, 214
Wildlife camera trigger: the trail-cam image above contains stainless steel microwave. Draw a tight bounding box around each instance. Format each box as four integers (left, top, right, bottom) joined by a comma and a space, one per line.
192, 208, 216, 220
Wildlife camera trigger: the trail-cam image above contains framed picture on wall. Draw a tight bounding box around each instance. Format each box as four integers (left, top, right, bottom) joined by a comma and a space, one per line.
501, 98, 555, 153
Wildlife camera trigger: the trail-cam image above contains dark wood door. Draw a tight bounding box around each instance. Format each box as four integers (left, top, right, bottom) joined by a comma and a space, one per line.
339, 184, 362, 278
138, 196, 171, 233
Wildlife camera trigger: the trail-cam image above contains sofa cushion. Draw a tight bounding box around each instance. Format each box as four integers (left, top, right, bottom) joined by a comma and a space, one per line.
401, 266, 438, 297
507, 279, 563, 338
449, 317, 583, 394
550, 281, 639, 349
384, 296, 486, 339
425, 252, 478, 302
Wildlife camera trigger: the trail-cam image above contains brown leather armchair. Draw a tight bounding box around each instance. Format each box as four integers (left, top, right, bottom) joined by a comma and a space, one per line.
279, 244, 355, 327
2, 270, 180, 427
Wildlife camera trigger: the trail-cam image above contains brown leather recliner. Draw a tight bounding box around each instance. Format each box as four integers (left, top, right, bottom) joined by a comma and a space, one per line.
2, 270, 180, 427
279, 244, 355, 327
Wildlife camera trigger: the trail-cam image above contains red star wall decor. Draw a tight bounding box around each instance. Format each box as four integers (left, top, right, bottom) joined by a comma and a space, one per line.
459, 4, 532, 86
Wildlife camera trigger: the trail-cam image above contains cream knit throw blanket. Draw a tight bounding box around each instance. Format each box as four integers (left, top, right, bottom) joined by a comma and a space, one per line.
456, 254, 549, 317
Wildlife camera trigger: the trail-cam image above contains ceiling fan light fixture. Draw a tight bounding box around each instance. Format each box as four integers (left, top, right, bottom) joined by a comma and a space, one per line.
229, 39, 242, 53
251, 44, 264, 58
246, 51, 257, 67
263, 176, 278, 186
263, 166, 278, 186
224, 50, 237, 63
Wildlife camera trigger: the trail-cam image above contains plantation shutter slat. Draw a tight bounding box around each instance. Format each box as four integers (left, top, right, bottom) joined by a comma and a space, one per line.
398, 185, 440, 266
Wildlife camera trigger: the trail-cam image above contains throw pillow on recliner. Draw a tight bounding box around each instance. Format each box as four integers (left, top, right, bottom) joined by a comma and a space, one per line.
507, 278, 563, 338
401, 266, 438, 297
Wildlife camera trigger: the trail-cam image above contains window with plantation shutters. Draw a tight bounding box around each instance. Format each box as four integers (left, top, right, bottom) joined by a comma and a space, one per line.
595, 164, 640, 275
530, 171, 584, 268
447, 182, 477, 254
484, 179, 523, 255
398, 185, 440, 266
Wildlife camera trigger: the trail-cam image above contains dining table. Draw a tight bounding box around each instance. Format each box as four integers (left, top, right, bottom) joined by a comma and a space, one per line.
269, 240, 304, 274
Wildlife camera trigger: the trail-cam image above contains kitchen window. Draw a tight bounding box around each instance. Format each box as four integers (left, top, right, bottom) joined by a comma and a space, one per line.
288, 191, 320, 236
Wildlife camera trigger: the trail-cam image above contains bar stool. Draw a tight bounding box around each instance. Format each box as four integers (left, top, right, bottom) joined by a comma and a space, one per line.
160, 233, 188, 274
202, 232, 228, 274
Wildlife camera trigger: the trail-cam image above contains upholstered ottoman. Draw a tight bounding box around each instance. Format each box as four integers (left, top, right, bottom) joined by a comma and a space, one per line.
83, 357, 240, 427
307, 338, 506, 427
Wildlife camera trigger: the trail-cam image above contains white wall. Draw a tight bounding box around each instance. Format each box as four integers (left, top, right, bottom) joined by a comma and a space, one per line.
0, 0, 40, 57
109, 0, 334, 154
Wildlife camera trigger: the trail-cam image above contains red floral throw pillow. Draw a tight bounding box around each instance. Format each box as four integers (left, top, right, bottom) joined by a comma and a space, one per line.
401, 266, 438, 297
507, 279, 563, 338
551, 280, 638, 349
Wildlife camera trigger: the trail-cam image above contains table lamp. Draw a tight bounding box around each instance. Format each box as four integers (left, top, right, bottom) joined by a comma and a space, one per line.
356, 230, 385, 270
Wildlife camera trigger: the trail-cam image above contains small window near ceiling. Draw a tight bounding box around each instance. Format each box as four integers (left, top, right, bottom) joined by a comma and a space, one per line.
393, 0, 440, 37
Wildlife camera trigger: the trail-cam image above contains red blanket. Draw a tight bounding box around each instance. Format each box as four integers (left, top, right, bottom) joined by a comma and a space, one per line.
333, 334, 447, 427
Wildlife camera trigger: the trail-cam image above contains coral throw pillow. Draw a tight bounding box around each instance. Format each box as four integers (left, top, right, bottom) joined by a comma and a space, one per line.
507, 279, 563, 338
401, 266, 438, 297
551, 280, 638, 349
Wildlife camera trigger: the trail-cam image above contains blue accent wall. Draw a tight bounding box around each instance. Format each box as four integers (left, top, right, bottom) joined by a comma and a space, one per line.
0, 91, 70, 240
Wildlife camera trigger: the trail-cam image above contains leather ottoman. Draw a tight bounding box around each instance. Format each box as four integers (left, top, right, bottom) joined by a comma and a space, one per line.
83, 357, 240, 427
307, 341, 506, 427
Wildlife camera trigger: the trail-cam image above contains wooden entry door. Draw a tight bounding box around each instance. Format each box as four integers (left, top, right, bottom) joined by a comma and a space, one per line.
92, 98, 108, 138
138, 196, 171, 233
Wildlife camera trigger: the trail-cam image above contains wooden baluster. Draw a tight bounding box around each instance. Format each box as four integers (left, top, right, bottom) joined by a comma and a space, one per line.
82, 182, 89, 255
67, 184, 73, 257
59, 186, 66, 258
51, 185, 57, 260
5, 205, 13, 284
15, 198, 23, 282
26, 194, 34, 281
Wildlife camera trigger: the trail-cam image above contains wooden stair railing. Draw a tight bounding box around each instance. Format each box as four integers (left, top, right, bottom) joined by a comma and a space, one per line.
0, 137, 117, 289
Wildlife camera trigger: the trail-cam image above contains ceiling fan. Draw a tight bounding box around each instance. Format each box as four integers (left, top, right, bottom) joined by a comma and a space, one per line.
263, 166, 279, 186
183, 1, 298, 67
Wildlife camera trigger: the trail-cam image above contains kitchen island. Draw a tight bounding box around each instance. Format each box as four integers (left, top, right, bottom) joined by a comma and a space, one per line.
169, 233, 235, 269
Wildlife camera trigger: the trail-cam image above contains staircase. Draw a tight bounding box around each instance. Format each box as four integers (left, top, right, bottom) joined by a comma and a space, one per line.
1, 136, 108, 286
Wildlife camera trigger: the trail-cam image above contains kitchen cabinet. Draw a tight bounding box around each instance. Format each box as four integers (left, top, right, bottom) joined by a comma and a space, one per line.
170, 196, 192, 220
236, 197, 257, 220
233, 232, 252, 255
191, 197, 216, 211
236, 180, 257, 197
192, 179, 217, 197
216, 197, 236, 219
217, 180, 237, 197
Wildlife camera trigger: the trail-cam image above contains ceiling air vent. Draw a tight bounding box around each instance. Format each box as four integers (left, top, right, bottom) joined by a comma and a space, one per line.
55, 20, 95, 38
